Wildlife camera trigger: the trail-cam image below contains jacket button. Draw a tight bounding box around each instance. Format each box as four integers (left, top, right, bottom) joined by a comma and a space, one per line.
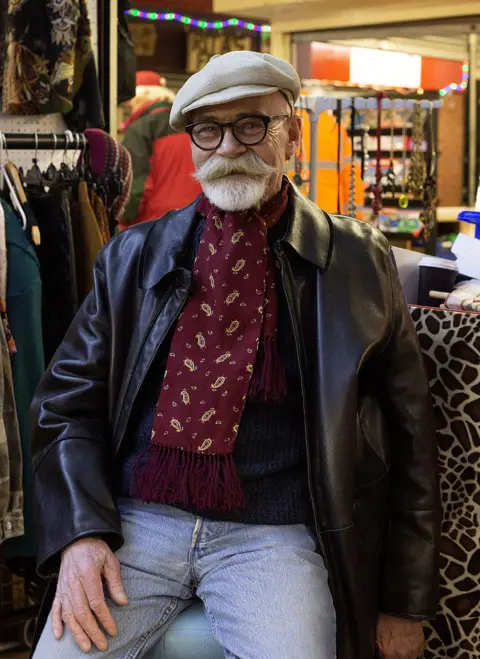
5, 521, 12, 531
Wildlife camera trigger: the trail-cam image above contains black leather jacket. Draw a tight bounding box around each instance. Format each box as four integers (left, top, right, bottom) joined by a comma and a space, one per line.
31, 187, 440, 659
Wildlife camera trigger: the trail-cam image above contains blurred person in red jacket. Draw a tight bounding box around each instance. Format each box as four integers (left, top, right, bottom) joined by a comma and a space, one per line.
120, 71, 201, 231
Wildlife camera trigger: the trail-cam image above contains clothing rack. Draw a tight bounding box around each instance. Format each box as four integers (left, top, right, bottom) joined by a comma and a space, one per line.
0, 132, 86, 150
296, 97, 444, 115
296, 96, 443, 203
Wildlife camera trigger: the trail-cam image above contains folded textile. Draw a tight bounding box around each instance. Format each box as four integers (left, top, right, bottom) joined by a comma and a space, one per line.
445, 280, 480, 313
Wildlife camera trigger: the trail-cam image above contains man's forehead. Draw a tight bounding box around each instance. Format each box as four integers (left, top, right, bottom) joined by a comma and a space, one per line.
192, 94, 279, 121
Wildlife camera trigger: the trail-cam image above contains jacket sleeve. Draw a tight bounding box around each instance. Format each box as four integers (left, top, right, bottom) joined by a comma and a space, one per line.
379, 249, 441, 619
30, 253, 122, 577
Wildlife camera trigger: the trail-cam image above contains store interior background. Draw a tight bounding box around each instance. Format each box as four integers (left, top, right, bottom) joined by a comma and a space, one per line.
2, 0, 479, 259
118, 0, 480, 258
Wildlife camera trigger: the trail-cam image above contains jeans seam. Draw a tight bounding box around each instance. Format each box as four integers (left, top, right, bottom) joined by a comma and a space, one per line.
197, 594, 220, 643
189, 518, 203, 587
125, 596, 179, 659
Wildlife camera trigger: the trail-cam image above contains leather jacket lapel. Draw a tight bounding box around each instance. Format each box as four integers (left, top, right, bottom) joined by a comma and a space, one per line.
282, 185, 333, 271
139, 198, 200, 289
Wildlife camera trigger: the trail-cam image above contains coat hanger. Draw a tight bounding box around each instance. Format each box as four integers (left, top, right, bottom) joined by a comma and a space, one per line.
77, 133, 89, 182
43, 133, 59, 185
24, 132, 44, 189
0, 132, 28, 231
71, 133, 81, 184
1, 133, 41, 245
59, 130, 75, 184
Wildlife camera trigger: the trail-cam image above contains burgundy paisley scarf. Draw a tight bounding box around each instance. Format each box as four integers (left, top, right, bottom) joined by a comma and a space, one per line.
133, 181, 289, 512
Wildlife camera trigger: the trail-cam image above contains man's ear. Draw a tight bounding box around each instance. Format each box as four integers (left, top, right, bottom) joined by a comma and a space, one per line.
285, 114, 302, 160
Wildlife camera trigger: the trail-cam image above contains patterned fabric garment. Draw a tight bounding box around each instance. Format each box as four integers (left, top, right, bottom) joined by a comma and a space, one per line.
0, 205, 16, 355
134, 183, 289, 512
445, 281, 480, 313
0, 201, 24, 544
3, 0, 104, 129
410, 306, 480, 659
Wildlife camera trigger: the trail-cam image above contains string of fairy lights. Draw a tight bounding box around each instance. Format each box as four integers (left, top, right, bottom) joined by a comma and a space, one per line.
439, 62, 469, 96
125, 8, 271, 32
126, 9, 469, 96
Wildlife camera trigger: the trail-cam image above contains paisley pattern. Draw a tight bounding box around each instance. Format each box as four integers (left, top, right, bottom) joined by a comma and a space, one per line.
48, 0, 80, 47
133, 184, 289, 512
152, 193, 286, 456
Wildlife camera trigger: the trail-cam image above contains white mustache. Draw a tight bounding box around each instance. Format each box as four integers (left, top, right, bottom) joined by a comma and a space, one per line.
194, 152, 276, 183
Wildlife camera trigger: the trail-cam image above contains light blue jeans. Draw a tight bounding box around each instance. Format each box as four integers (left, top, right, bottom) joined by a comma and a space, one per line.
34, 499, 336, 659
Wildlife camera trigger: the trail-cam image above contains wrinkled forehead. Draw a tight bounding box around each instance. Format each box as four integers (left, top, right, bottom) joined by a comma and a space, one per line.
190, 92, 288, 123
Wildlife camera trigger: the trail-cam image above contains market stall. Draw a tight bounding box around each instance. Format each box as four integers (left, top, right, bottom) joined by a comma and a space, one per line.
288, 23, 479, 256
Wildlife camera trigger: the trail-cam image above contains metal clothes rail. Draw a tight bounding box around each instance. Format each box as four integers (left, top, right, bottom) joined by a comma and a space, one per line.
0, 132, 86, 151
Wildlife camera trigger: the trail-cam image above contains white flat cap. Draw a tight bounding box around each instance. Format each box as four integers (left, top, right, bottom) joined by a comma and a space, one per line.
170, 50, 301, 131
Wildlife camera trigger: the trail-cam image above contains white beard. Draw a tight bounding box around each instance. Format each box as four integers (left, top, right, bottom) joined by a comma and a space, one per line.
201, 175, 269, 212
193, 151, 277, 212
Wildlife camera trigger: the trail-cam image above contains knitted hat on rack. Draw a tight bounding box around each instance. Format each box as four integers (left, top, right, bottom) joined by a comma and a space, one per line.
170, 51, 301, 131
81, 129, 132, 224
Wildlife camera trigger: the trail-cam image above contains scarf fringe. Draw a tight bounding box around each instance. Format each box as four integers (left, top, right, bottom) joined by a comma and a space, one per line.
132, 445, 246, 512
249, 336, 287, 403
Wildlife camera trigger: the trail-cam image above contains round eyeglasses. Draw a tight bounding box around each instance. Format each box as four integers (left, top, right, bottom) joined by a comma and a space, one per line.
185, 114, 290, 151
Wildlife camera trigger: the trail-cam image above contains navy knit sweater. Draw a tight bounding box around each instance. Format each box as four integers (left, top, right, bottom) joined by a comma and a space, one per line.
117, 215, 313, 525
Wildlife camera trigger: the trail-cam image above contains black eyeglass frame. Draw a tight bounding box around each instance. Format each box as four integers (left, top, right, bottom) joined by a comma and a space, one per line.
185, 114, 291, 151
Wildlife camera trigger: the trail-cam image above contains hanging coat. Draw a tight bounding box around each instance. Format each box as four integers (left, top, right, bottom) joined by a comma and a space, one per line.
1, 199, 44, 557
69, 182, 104, 305
288, 109, 365, 216
27, 183, 78, 366
0, 201, 24, 545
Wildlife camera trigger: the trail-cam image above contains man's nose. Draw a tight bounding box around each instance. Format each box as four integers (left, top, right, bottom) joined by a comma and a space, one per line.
216, 128, 247, 158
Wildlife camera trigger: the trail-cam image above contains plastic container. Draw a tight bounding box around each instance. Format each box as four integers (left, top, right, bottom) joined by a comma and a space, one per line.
457, 210, 480, 239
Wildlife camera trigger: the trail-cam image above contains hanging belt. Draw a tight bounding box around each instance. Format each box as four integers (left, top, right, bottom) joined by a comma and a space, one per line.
337, 99, 342, 214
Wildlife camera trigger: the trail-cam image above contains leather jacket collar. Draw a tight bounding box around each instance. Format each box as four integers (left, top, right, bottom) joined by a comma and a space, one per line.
138, 185, 334, 290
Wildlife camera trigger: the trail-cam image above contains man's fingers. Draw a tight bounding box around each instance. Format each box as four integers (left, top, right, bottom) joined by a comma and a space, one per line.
51, 597, 64, 641
69, 578, 108, 652
103, 552, 128, 606
379, 647, 418, 659
83, 568, 118, 638
89, 596, 118, 639
59, 595, 93, 653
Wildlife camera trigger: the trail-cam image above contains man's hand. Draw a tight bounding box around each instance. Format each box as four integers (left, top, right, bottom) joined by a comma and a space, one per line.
376, 614, 425, 659
52, 538, 128, 653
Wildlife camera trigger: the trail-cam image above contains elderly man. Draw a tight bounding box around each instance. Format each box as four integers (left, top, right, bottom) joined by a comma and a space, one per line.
31, 51, 439, 659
